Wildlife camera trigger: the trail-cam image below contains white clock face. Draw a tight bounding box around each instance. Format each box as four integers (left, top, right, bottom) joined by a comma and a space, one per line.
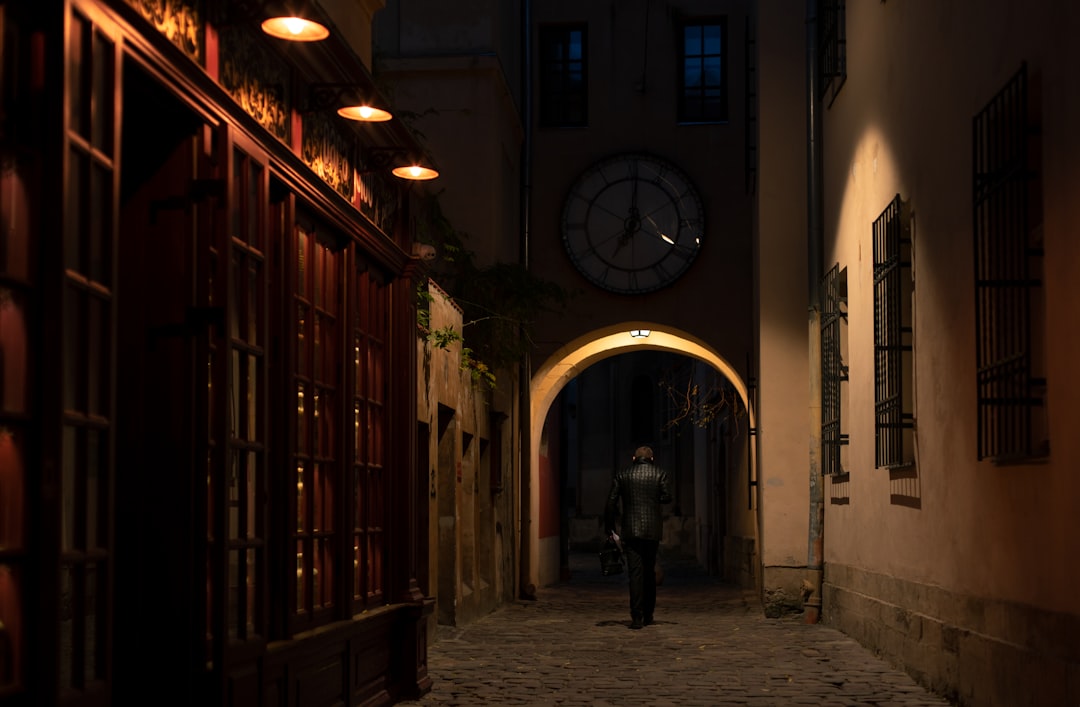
561, 153, 705, 294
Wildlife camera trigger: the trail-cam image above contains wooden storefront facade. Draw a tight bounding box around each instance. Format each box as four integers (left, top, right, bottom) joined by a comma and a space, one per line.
0, 1, 433, 705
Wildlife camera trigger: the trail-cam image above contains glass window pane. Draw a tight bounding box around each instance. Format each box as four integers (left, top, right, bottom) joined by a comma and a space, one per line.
296, 383, 306, 453
684, 26, 702, 55
0, 429, 25, 549
246, 451, 257, 537
84, 562, 99, 681
248, 262, 259, 345
296, 461, 305, 531
0, 564, 23, 689
59, 566, 73, 687
69, 15, 86, 139
228, 450, 239, 541
295, 542, 305, 612
86, 430, 102, 550
230, 349, 240, 438
88, 294, 108, 417
90, 163, 111, 285
61, 427, 77, 552
227, 549, 240, 639
296, 304, 308, 376
91, 30, 113, 154
0, 291, 29, 414
703, 25, 722, 54
66, 151, 85, 272
246, 353, 257, 442
245, 548, 257, 635
246, 161, 260, 248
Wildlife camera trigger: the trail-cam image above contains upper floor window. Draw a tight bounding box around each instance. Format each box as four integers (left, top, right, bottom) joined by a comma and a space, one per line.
539, 25, 587, 127
819, 0, 846, 106
678, 20, 728, 123
972, 63, 1047, 462
872, 195, 914, 469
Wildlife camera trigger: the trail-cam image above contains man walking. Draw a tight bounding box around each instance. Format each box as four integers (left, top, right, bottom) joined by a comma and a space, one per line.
604, 446, 672, 629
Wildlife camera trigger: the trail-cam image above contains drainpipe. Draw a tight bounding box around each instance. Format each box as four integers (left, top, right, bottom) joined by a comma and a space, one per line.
518, 0, 536, 601
805, 0, 825, 624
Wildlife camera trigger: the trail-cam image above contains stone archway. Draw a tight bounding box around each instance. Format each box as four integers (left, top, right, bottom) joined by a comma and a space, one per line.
524, 322, 758, 593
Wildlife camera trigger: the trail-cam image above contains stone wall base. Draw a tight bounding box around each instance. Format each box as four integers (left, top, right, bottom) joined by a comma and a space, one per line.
824, 563, 1080, 707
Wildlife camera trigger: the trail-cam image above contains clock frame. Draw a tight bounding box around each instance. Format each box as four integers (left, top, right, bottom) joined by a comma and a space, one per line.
561, 153, 705, 294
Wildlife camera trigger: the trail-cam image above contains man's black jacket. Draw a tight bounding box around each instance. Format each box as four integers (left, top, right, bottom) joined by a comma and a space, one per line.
604, 458, 672, 541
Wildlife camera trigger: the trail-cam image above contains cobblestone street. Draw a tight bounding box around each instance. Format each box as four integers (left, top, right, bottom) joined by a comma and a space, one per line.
397, 554, 954, 706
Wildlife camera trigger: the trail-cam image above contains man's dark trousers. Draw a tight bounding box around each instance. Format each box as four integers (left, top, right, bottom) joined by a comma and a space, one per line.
623, 537, 659, 623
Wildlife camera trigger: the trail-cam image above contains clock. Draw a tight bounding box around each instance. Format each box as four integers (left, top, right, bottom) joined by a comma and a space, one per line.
561, 153, 705, 294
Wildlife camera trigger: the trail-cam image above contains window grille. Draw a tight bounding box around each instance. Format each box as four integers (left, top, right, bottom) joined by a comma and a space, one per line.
539, 25, 587, 127
819, 0, 846, 106
678, 20, 728, 123
972, 63, 1047, 461
821, 264, 848, 476
873, 195, 914, 469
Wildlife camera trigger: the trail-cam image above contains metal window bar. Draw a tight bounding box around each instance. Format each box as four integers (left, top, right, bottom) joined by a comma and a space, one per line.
819, 0, 846, 106
873, 195, 912, 468
821, 264, 848, 476
972, 63, 1044, 461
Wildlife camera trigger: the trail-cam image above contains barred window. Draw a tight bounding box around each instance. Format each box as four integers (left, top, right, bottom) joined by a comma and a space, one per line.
819, 0, 846, 106
873, 195, 913, 469
539, 25, 587, 127
821, 265, 848, 476
678, 20, 728, 123
972, 63, 1047, 462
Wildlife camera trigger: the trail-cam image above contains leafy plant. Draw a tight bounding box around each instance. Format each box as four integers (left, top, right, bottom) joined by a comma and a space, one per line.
414, 194, 569, 389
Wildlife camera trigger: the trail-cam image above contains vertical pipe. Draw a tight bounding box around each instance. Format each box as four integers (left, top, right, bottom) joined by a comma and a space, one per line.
805, 0, 825, 624
518, 0, 535, 601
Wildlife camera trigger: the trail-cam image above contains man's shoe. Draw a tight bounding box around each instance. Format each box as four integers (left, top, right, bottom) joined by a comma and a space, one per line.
630, 618, 644, 630
643, 615, 654, 626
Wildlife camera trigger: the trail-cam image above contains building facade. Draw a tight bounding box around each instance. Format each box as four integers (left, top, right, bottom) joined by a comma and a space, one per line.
0, 1, 437, 705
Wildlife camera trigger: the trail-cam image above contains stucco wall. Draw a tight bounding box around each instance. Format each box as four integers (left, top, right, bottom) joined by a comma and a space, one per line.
813, 2, 1080, 704
753, 0, 812, 609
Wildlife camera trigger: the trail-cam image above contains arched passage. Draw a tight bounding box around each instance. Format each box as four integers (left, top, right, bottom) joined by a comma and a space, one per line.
524, 322, 759, 594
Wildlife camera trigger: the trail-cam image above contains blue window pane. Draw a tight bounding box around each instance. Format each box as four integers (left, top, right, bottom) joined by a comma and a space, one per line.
684, 61, 701, 88
703, 25, 722, 54
684, 26, 702, 55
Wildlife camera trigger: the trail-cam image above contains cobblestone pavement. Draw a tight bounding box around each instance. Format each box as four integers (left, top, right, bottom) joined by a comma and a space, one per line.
397, 553, 954, 707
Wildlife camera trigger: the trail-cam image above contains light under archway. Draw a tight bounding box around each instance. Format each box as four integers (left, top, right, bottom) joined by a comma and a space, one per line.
523, 322, 757, 593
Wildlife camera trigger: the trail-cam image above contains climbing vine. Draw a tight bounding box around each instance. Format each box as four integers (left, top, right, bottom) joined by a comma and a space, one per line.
414, 194, 569, 390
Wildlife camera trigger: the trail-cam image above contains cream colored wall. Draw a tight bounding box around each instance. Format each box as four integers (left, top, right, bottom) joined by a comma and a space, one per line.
821, 0, 1080, 619
812, 1, 1080, 702
753, 0, 812, 605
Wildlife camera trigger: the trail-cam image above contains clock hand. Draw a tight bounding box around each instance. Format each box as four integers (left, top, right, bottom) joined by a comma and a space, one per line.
644, 213, 676, 245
